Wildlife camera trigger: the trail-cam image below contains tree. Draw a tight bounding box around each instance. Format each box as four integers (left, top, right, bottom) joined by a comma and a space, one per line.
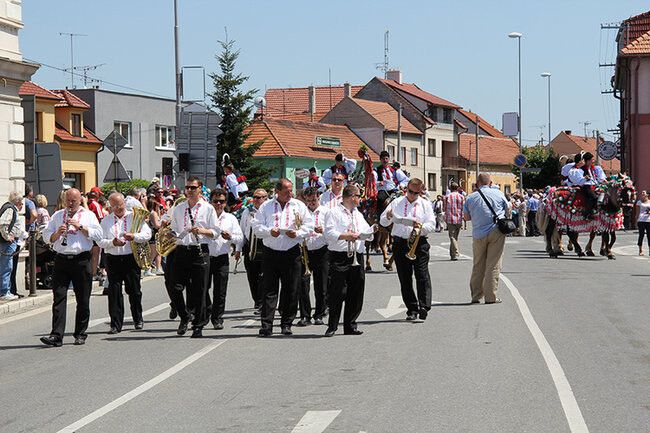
208, 38, 273, 191
510, 145, 561, 189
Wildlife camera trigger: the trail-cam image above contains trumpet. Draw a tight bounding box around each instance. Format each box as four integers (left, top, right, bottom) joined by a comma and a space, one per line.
405, 222, 422, 261
347, 224, 360, 267
294, 211, 311, 276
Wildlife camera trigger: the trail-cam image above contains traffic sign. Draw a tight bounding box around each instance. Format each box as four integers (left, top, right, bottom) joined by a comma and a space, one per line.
103, 159, 130, 183
514, 153, 527, 168
597, 141, 617, 161
162, 175, 172, 188
103, 130, 129, 153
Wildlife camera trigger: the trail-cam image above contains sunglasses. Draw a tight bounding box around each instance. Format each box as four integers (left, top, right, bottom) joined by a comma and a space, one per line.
185, 185, 200, 190
407, 189, 420, 195
332, 179, 344, 182
212, 199, 226, 204
253, 196, 266, 200
353, 194, 362, 198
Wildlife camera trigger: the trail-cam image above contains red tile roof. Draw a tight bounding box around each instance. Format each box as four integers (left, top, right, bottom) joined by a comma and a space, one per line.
350, 98, 420, 134
458, 133, 519, 165
51, 89, 90, 109
553, 132, 620, 173
619, 11, 650, 52
378, 78, 460, 109
245, 118, 378, 160
620, 29, 650, 55
261, 85, 363, 120
457, 109, 506, 138
19, 81, 60, 100
55, 123, 101, 145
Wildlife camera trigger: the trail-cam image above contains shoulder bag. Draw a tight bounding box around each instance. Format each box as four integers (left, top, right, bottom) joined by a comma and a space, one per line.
476, 188, 516, 235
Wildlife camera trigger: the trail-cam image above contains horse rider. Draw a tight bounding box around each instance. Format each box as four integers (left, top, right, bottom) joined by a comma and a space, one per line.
302, 167, 326, 193
374, 151, 409, 224
568, 152, 605, 219
322, 153, 357, 187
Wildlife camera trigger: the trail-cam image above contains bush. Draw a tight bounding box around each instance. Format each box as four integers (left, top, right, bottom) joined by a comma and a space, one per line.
100, 179, 150, 196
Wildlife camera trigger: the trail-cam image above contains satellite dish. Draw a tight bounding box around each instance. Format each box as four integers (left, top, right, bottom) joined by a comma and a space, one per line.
254, 96, 267, 108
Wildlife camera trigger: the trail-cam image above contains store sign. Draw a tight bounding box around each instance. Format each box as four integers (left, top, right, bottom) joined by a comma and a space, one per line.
314, 135, 341, 149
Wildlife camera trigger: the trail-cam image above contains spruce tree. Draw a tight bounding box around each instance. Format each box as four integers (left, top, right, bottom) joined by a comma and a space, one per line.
208, 38, 273, 191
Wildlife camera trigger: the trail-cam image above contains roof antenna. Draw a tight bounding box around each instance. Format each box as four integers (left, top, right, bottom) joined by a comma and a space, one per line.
375, 30, 390, 78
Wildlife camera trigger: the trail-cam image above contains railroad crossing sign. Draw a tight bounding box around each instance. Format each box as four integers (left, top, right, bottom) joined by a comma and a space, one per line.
514, 153, 527, 168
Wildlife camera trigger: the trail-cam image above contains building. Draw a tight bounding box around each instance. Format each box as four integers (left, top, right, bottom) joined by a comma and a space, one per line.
71, 88, 177, 186
245, 117, 378, 189
259, 84, 363, 121
549, 131, 620, 175
458, 134, 520, 194
613, 10, 650, 190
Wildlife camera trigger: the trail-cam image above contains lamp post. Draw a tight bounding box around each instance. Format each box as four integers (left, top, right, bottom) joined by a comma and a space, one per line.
541, 72, 552, 152
509, 32, 523, 191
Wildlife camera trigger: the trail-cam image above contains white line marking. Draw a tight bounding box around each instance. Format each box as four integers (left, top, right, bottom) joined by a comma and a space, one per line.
375, 296, 407, 318
500, 274, 589, 433
291, 410, 341, 433
88, 303, 168, 329
234, 319, 257, 328
56, 340, 227, 433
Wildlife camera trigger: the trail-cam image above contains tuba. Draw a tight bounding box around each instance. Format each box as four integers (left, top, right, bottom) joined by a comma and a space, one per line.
405, 222, 422, 261
131, 206, 153, 270
155, 197, 188, 257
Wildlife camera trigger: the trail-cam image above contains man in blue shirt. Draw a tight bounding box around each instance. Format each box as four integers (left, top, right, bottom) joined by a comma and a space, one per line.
463, 174, 509, 304
526, 193, 541, 236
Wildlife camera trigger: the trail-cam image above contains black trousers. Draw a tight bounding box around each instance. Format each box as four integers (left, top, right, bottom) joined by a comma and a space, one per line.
638, 221, 650, 248
327, 251, 365, 332
393, 237, 432, 315
170, 245, 209, 329
106, 253, 142, 331
50, 251, 92, 340
527, 210, 539, 236
208, 254, 229, 324
260, 245, 301, 330
299, 246, 329, 320
243, 240, 263, 309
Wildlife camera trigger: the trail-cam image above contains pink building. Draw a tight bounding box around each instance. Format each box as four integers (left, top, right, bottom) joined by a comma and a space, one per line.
614, 11, 650, 190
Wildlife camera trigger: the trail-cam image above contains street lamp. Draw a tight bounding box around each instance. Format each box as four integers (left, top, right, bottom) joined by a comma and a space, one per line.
509, 32, 523, 191
541, 72, 552, 152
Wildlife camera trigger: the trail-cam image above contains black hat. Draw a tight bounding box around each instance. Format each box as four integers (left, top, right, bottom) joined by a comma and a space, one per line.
380, 150, 390, 159
309, 167, 316, 173
335, 153, 343, 162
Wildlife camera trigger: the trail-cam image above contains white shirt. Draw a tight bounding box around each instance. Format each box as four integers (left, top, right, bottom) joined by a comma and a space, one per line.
125, 195, 144, 211
320, 190, 343, 209
568, 165, 606, 186
97, 210, 152, 255
237, 206, 258, 252
380, 195, 436, 239
323, 204, 370, 253
42, 207, 102, 254
637, 200, 650, 223
252, 198, 314, 251
302, 176, 326, 193
374, 166, 409, 191
170, 199, 218, 246
226, 172, 248, 199
208, 211, 244, 256
561, 162, 575, 178
322, 158, 357, 186
305, 206, 329, 251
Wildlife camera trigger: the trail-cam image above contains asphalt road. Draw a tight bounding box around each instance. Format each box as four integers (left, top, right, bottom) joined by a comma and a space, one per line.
0, 229, 648, 433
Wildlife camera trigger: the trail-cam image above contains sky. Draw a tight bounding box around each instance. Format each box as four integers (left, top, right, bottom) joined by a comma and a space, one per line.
20, 0, 648, 147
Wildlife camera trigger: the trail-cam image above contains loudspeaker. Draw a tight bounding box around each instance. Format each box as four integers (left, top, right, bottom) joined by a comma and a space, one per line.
178, 153, 190, 172
162, 157, 173, 176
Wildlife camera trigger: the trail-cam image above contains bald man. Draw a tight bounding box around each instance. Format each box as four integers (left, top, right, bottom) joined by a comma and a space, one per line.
40, 189, 103, 346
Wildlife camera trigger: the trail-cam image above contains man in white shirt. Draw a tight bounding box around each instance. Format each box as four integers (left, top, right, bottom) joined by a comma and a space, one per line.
302, 167, 326, 193
97, 193, 151, 334
253, 178, 314, 336
40, 188, 103, 347
297, 186, 330, 327
167, 175, 219, 338
323, 184, 375, 336
206, 188, 243, 330
125, 187, 145, 211
224, 163, 249, 206
322, 153, 357, 186
237, 188, 268, 314
374, 151, 409, 225
320, 172, 345, 209
380, 178, 436, 321
560, 154, 577, 187
568, 152, 604, 219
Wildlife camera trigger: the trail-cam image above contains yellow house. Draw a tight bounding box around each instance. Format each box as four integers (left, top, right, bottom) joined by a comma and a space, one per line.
19, 83, 101, 192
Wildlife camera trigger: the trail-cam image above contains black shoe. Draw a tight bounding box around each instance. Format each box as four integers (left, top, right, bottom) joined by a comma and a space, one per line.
177, 320, 188, 335
253, 309, 261, 315
107, 327, 120, 335
313, 318, 324, 326
73, 336, 86, 345
169, 308, 177, 320
485, 298, 503, 304
296, 318, 311, 327
258, 328, 272, 337
324, 328, 336, 337
471, 299, 480, 304
134, 322, 143, 330
190, 327, 203, 338
406, 312, 417, 321
450, 257, 458, 261
280, 326, 293, 336
40, 336, 62, 347
212, 321, 224, 330
344, 329, 363, 335
418, 308, 428, 320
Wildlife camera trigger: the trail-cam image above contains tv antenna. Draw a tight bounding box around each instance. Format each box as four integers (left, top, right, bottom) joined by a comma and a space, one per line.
59, 32, 87, 88
375, 30, 389, 78
530, 124, 546, 144
254, 96, 267, 119
579, 120, 592, 137
74, 63, 105, 88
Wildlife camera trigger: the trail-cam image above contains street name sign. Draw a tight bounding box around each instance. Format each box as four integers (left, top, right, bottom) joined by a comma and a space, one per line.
314, 136, 341, 149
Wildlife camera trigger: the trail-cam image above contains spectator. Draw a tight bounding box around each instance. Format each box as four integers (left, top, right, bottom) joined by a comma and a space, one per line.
636, 190, 650, 256
24, 184, 37, 232
55, 190, 67, 212
433, 195, 444, 232
125, 187, 144, 210
0, 191, 23, 300
147, 177, 161, 197
443, 182, 465, 261
35, 194, 50, 228
463, 173, 509, 304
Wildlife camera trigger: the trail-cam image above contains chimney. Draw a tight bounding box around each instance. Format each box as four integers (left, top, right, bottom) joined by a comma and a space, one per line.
308, 85, 316, 121
564, 130, 571, 135
386, 69, 402, 84
344, 82, 351, 98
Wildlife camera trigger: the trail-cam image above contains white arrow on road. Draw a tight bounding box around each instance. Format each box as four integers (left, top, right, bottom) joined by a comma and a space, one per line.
376, 296, 407, 318
291, 410, 341, 433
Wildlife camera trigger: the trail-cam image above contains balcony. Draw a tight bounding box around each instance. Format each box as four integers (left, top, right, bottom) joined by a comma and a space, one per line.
442, 156, 468, 169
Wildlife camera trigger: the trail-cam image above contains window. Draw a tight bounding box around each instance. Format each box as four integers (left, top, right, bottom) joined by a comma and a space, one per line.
63, 172, 83, 190
443, 108, 452, 124
155, 125, 176, 149
428, 138, 436, 156
410, 148, 418, 166
35, 111, 42, 141
428, 105, 437, 122
504, 185, 511, 194
387, 145, 395, 161
400, 147, 406, 164
114, 121, 132, 146
428, 173, 437, 191
71, 113, 82, 137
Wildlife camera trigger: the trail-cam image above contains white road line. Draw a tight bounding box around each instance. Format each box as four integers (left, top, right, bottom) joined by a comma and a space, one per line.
291, 410, 341, 433
56, 340, 227, 433
88, 302, 168, 329
500, 274, 589, 433
233, 319, 257, 328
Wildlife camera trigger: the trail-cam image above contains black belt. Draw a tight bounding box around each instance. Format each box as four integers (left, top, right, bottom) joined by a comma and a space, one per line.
177, 244, 209, 253
56, 251, 91, 260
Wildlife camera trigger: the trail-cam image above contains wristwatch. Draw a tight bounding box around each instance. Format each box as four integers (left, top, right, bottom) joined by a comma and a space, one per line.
79, 225, 84, 231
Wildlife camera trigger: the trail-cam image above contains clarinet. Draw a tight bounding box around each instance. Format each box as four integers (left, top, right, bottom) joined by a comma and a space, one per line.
61, 207, 72, 246
186, 204, 203, 257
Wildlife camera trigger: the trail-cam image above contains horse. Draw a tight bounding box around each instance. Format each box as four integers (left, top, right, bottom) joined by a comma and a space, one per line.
359, 196, 393, 271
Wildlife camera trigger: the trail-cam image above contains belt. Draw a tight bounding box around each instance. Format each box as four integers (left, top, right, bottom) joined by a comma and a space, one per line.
56, 251, 91, 260
177, 244, 209, 252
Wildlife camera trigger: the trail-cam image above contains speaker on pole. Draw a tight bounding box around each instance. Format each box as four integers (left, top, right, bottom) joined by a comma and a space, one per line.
178, 152, 190, 172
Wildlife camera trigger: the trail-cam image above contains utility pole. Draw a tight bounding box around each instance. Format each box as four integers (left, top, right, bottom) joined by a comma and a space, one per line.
59, 32, 87, 88
475, 115, 480, 178
596, 130, 601, 165
174, 0, 182, 131
397, 103, 402, 163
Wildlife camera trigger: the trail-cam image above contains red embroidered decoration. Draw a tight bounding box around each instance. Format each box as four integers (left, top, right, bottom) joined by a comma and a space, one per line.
113, 215, 127, 239
184, 202, 201, 229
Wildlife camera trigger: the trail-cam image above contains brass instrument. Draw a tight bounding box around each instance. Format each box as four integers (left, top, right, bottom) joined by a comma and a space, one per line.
294, 211, 311, 276
247, 208, 260, 261
347, 224, 360, 267
405, 222, 422, 261
155, 197, 188, 257
131, 206, 153, 270
61, 207, 73, 246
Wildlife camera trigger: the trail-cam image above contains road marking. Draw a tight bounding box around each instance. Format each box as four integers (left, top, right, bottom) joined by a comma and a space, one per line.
291, 410, 341, 433
500, 274, 589, 433
376, 296, 407, 318
56, 340, 227, 433
233, 319, 257, 328
430, 245, 471, 260
88, 302, 168, 329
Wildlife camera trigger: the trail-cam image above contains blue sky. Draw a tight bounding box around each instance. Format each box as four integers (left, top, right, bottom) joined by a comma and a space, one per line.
20, 1, 648, 146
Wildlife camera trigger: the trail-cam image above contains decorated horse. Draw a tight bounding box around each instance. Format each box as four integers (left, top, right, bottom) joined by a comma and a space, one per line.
538, 175, 636, 259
